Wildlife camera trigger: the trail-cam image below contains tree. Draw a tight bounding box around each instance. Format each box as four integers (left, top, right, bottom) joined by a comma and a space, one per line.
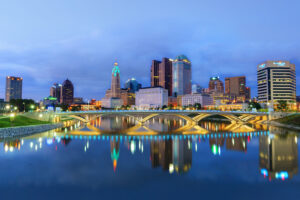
194, 103, 201, 110
277, 100, 287, 111
248, 102, 261, 110
162, 105, 167, 110
168, 104, 174, 110
9, 99, 35, 112
59, 104, 69, 111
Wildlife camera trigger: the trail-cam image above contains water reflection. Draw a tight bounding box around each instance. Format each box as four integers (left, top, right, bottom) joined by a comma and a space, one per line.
0, 117, 299, 183
259, 134, 298, 180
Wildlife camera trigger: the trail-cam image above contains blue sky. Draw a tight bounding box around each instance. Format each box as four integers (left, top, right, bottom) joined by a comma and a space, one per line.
0, 0, 299, 100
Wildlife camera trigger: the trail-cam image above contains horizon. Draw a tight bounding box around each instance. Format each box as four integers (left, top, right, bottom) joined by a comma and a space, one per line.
0, 0, 299, 101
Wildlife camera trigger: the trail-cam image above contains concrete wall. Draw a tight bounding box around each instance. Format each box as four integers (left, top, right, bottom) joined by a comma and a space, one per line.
0, 123, 63, 139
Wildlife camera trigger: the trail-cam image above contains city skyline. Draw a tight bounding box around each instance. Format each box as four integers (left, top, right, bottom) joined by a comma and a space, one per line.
0, 0, 300, 101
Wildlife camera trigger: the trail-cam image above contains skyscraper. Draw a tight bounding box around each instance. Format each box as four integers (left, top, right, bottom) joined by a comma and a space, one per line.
151, 58, 173, 96
50, 83, 62, 103
61, 79, 74, 105
257, 61, 296, 103
5, 76, 22, 102
172, 55, 191, 96
124, 78, 142, 93
111, 62, 121, 98
208, 77, 224, 93
225, 76, 250, 101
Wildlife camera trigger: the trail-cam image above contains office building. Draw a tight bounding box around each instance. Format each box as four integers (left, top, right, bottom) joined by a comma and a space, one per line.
124, 78, 142, 93
181, 93, 212, 107
172, 55, 192, 96
208, 77, 224, 93
225, 76, 250, 102
61, 79, 74, 105
192, 83, 203, 94
257, 61, 296, 102
135, 87, 168, 109
151, 58, 173, 96
50, 83, 62, 103
5, 76, 22, 102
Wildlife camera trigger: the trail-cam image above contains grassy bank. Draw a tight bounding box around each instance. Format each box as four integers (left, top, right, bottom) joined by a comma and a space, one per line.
275, 114, 300, 127
0, 115, 50, 128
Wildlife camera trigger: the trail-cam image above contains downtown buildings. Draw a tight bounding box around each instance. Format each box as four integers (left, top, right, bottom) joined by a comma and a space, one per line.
48, 79, 74, 106
257, 61, 296, 103
5, 76, 23, 102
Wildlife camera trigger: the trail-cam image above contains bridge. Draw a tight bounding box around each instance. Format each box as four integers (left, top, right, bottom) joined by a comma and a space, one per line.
52, 110, 268, 125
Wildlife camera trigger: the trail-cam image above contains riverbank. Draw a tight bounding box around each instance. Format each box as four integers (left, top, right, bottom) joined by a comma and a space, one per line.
0, 123, 63, 139
268, 114, 300, 131
0, 115, 50, 128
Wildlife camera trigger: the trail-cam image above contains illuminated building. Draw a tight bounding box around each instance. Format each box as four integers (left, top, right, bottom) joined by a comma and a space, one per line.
61, 79, 74, 105
135, 87, 168, 109
151, 58, 173, 96
208, 77, 224, 94
5, 76, 22, 102
124, 78, 142, 93
73, 97, 84, 104
225, 76, 250, 102
120, 89, 135, 106
41, 96, 59, 109
101, 62, 123, 108
257, 61, 296, 103
181, 93, 212, 107
172, 55, 191, 96
259, 134, 298, 180
111, 62, 121, 98
50, 83, 62, 103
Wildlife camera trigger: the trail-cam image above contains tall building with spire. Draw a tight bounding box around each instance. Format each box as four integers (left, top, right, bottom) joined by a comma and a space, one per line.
111, 62, 121, 98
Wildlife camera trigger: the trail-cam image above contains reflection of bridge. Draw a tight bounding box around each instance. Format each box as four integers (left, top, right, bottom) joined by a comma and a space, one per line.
53, 110, 268, 125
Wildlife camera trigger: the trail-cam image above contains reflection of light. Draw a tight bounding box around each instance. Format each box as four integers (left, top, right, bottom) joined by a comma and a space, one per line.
295, 137, 298, 144
261, 168, 268, 177
30, 142, 33, 148
35, 144, 38, 151
169, 164, 174, 174
130, 141, 136, 154
212, 144, 221, 155
46, 139, 53, 145
9, 146, 13, 152
275, 171, 288, 180
195, 143, 198, 152
4, 144, 8, 152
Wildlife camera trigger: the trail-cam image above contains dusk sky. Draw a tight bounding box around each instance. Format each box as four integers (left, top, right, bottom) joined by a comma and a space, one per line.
0, 0, 299, 101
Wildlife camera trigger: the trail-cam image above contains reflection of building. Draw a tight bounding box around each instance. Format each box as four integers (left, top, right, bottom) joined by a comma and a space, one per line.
50, 83, 62, 103
259, 135, 298, 180
181, 93, 212, 107
257, 61, 296, 103
150, 139, 173, 170
61, 79, 74, 105
172, 139, 192, 173
5, 76, 23, 102
4, 139, 21, 152
226, 137, 247, 152
135, 87, 168, 109
150, 138, 192, 174
151, 58, 173, 96
111, 139, 120, 172
172, 55, 192, 96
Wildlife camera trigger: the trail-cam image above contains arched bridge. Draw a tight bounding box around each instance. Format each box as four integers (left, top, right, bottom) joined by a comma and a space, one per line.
51, 110, 268, 125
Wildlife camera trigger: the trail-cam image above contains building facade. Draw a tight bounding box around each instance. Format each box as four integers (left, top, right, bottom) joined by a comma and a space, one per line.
111, 62, 121, 98
61, 79, 74, 105
181, 93, 213, 107
225, 76, 250, 102
208, 77, 224, 94
172, 55, 191, 97
151, 58, 173, 96
5, 76, 23, 102
135, 87, 168, 109
191, 83, 203, 94
50, 83, 62, 103
124, 78, 142, 93
257, 61, 296, 103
